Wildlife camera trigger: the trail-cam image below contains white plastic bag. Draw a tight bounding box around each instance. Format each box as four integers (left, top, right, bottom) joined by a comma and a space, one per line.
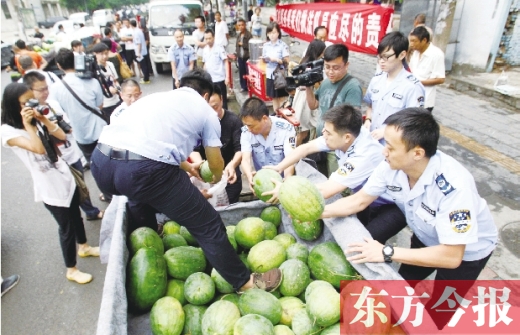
191, 171, 230, 208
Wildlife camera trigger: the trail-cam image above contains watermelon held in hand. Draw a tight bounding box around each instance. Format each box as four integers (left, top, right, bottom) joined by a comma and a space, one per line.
127, 248, 168, 313
200, 161, 214, 183
201, 300, 241, 335
260, 206, 282, 228
278, 176, 325, 222
253, 169, 283, 202
129, 227, 164, 256
150, 296, 185, 335
292, 218, 323, 241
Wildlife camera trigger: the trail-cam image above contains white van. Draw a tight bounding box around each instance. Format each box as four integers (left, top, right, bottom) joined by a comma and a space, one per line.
93, 9, 114, 28
69, 12, 92, 27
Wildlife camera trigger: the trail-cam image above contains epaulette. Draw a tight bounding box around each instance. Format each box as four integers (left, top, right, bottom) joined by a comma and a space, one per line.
435, 173, 455, 196
275, 121, 290, 130
406, 74, 421, 85
241, 125, 249, 132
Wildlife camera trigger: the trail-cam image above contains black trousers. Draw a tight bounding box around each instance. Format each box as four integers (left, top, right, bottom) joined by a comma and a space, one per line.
76, 141, 98, 163
125, 49, 135, 67
43, 188, 87, 268
225, 170, 242, 204
357, 204, 408, 244
138, 56, 150, 82
214, 80, 228, 110
90, 148, 251, 290
237, 57, 249, 91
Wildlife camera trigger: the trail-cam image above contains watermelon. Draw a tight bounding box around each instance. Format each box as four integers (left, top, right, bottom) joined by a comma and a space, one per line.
279, 296, 305, 327
201, 300, 241, 335
292, 219, 323, 241
274, 325, 296, 335
238, 288, 283, 325
279, 176, 325, 222
286, 244, 309, 264
163, 220, 181, 235
234, 314, 275, 335
320, 323, 340, 335
304, 280, 332, 302
291, 309, 323, 335
278, 259, 310, 297
238, 253, 250, 270
271, 289, 281, 298
179, 226, 198, 246
253, 169, 283, 202
225, 225, 237, 251
214, 292, 239, 307
200, 161, 214, 183
264, 221, 278, 240
273, 233, 296, 250
211, 268, 234, 294
164, 246, 206, 280
247, 240, 287, 273
184, 272, 215, 305
305, 282, 340, 327
150, 296, 185, 335
166, 279, 187, 305
235, 217, 267, 249
163, 234, 188, 251
183, 304, 208, 335
127, 248, 168, 313
308, 242, 357, 288
260, 206, 282, 228
129, 227, 164, 256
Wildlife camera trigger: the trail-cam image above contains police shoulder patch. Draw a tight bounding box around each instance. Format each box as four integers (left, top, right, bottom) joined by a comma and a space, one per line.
289, 136, 296, 149
435, 174, 455, 196
336, 162, 355, 176
449, 209, 471, 233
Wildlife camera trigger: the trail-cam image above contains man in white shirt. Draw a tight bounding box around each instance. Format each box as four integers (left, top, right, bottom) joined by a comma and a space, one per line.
120, 18, 138, 78
214, 11, 229, 48
71, 40, 85, 56
203, 29, 230, 109
409, 26, 445, 112
193, 15, 207, 68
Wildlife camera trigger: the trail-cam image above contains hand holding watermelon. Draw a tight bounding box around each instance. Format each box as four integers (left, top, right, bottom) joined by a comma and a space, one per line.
181, 160, 203, 181
261, 178, 283, 204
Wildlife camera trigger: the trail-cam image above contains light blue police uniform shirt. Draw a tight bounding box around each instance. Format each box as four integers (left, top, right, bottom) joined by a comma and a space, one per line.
315, 127, 394, 206
133, 28, 148, 56
363, 151, 497, 261
167, 44, 196, 79
98, 87, 222, 165
364, 68, 425, 134
241, 116, 296, 171
48, 72, 106, 144
262, 39, 289, 79
203, 45, 227, 82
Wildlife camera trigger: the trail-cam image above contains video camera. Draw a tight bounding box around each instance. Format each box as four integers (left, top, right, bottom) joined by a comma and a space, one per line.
286, 59, 324, 89
74, 54, 117, 98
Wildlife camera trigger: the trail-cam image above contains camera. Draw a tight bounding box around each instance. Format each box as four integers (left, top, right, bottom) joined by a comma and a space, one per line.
286, 59, 324, 89
25, 98, 50, 115
49, 114, 72, 134
74, 54, 96, 79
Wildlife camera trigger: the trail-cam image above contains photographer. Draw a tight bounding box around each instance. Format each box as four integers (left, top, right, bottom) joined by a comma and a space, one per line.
305, 44, 362, 175
23, 71, 104, 221
1, 83, 100, 284
91, 43, 122, 120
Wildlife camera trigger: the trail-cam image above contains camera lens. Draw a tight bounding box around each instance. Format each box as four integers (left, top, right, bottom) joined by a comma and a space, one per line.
36, 105, 50, 116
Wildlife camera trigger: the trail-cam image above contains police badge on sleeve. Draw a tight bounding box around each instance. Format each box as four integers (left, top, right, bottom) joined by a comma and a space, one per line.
337, 162, 355, 176
449, 209, 471, 233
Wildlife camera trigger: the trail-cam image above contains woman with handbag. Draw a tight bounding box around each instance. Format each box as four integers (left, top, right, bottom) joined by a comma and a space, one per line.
262, 22, 290, 111
1, 83, 100, 285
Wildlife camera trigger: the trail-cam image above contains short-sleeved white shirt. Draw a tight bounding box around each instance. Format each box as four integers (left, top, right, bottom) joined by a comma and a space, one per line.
409, 44, 445, 108
192, 29, 205, 57
98, 87, 222, 165
1, 124, 76, 207
203, 44, 227, 82
241, 116, 296, 171
110, 102, 128, 124
214, 21, 229, 47
120, 26, 134, 50
362, 151, 497, 261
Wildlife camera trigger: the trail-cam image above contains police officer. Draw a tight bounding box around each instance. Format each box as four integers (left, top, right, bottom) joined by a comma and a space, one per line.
264, 104, 406, 244
364, 32, 425, 144
90, 69, 282, 293
240, 97, 296, 190
167, 30, 196, 90
322, 108, 497, 328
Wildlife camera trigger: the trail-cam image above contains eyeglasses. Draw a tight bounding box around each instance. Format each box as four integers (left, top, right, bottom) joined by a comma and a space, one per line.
324, 63, 345, 72
31, 86, 49, 93
377, 53, 396, 61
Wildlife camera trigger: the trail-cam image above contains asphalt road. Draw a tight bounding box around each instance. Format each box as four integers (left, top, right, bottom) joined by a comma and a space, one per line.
2, 38, 520, 334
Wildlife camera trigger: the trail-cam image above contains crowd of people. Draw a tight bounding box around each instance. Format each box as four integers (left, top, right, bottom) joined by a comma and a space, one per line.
1, 11, 497, 328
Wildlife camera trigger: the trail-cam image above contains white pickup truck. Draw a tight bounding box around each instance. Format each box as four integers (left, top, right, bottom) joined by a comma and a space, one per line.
148, 0, 204, 73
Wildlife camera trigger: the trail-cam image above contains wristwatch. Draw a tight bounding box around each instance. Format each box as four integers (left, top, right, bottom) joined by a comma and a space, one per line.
382, 244, 394, 263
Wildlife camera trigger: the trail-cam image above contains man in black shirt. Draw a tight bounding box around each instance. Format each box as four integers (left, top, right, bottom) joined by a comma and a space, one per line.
191, 85, 244, 203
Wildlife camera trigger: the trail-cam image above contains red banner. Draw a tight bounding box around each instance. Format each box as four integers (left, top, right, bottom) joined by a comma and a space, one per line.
275, 3, 394, 55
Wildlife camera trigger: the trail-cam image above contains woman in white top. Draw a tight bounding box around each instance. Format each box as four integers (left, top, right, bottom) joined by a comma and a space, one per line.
91, 42, 122, 121
251, 7, 262, 38
1, 83, 100, 284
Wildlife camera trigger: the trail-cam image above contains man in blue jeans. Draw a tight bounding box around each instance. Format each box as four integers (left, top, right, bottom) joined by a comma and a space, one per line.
91, 69, 281, 293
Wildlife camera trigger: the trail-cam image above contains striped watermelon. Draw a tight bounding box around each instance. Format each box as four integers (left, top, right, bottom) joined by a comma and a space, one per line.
279, 176, 325, 222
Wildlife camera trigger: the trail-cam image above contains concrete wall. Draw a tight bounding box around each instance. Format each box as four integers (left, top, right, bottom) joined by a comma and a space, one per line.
500, 0, 520, 66
453, 0, 512, 72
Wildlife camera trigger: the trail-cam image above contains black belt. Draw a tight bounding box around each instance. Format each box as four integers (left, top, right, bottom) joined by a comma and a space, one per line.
97, 143, 148, 161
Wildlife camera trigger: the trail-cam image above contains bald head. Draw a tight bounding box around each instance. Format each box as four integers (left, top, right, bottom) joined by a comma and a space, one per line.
19, 55, 36, 71
174, 29, 184, 46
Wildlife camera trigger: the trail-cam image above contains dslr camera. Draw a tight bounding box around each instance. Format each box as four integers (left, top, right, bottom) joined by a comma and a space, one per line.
74, 54, 97, 79
25, 98, 50, 116
286, 59, 324, 89
49, 114, 72, 134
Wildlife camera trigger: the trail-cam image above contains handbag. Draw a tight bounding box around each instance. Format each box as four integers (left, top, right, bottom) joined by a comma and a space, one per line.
273, 64, 287, 90
117, 54, 133, 79
68, 165, 90, 203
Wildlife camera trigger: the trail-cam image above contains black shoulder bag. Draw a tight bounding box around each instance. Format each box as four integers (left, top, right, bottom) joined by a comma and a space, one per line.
61, 80, 109, 124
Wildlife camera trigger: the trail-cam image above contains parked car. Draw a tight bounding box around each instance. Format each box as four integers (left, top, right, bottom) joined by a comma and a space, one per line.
37, 16, 67, 28
93, 9, 114, 28
69, 12, 93, 27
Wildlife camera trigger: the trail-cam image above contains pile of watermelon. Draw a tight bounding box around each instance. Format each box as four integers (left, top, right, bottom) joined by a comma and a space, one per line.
126, 210, 362, 335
